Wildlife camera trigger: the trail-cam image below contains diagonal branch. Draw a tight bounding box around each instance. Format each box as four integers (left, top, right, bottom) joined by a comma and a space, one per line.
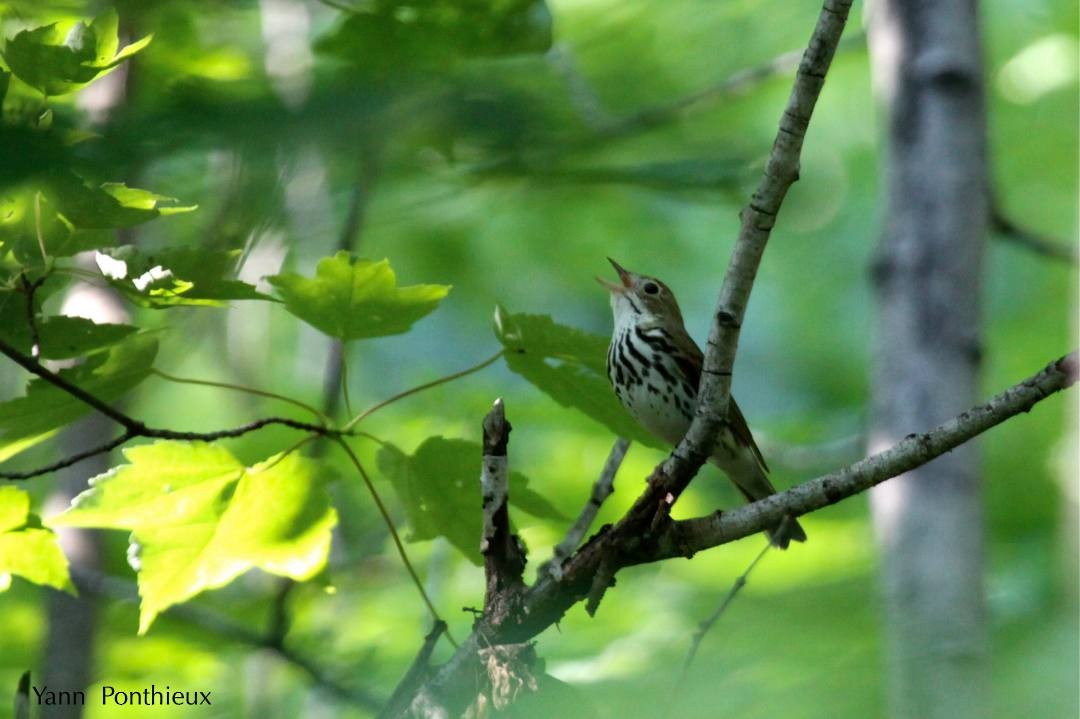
395, 349, 1075, 717
0, 336, 343, 480
379, 620, 448, 719
540, 437, 630, 581
676, 0, 855, 499
647, 352, 1078, 561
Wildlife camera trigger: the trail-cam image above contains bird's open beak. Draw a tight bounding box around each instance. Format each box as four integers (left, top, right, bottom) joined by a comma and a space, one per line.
596, 257, 633, 293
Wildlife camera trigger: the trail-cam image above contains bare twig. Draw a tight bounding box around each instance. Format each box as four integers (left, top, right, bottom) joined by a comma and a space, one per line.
480, 399, 526, 612
0, 432, 135, 480
590, 31, 867, 147
0, 337, 343, 480
540, 437, 630, 581
676, 0, 855, 504
647, 353, 1079, 561
400, 349, 1075, 717
379, 621, 448, 719
331, 436, 457, 647
990, 207, 1077, 264
680, 536, 774, 676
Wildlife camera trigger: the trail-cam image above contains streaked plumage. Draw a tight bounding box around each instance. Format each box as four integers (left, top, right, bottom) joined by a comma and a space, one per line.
599, 258, 806, 548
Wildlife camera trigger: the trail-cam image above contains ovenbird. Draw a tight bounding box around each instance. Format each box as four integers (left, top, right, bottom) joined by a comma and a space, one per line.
599, 258, 806, 548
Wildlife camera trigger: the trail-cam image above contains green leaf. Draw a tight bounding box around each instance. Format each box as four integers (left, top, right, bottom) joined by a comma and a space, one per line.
0, 70, 10, 106
0, 176, 195, 263
376, 437, 562, 565
0, 334, 158, 462
0, 486, 74, 594
49, 174, 196, 230
50, 442, 337, 633
493, 307, 664, 449
268, 252, 450, 340
94, 246, 270, 308
1, 10, 152, 96
0, 288, 138, 359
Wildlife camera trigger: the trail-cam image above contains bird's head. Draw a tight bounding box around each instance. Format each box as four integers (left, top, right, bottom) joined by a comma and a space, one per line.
597, 258, 686, 329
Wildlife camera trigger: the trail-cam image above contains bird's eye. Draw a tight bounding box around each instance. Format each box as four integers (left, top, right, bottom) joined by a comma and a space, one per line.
643, 282, 660, 295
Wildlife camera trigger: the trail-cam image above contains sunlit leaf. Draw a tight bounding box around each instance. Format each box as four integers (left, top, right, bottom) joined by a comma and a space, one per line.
268, 252, 450, 340
48, 174, 196, 230
50, 442, 337, 633
376, 436, 562, 565
0, 486, 74, 594
0, 334, 158, 461
94, 246, 270, 308
493, 307, 664, 449
1, 9, 152, 96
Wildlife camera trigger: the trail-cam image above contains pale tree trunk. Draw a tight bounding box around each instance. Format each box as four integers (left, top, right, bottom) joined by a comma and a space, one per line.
866, 2, 989, 718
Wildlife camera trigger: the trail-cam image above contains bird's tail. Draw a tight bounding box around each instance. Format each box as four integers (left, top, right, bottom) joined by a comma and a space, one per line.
711, 453, 807, 549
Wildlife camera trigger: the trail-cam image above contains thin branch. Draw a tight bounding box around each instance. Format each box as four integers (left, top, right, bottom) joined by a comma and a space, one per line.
679, 536, 773, 677
0, 337, 344, 480
400, 350, 1075, 717
68, 567, 382, 710
540, 437, 630, 581
587, 31, 867, 148
343, 350, 505, 431
379, 621, 448, 719
0, 432, 135, 480
468, 32, 866, 181
647, 352, 1079, 561
990, 207, 1077, 264
676, 0, 855, 506
331, 436, 457, 647
150, 368, 330, 424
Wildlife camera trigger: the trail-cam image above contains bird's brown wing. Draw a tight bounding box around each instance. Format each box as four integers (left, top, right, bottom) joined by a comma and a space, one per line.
671, 326, 770, 475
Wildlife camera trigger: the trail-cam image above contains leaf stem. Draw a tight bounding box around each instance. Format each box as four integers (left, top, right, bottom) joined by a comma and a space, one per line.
150, 368, 330, 425
343, 350, 504, 431
332, 436, 458, 648
339, 348, 355, 418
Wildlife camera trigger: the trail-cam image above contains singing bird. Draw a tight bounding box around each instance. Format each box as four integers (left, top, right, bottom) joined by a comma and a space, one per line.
599, 258, 806, 548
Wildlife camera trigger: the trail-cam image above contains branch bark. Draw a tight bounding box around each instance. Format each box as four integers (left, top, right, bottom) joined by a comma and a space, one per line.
540, 437, 629, 581
479, 398, 526, 615
395, 351, 1075, 717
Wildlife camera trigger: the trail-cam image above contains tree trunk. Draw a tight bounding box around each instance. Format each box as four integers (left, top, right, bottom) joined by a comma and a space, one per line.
866, 2, 989, 719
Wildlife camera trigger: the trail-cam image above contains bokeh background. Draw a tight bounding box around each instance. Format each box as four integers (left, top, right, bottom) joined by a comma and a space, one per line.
0, 0, 1076, 717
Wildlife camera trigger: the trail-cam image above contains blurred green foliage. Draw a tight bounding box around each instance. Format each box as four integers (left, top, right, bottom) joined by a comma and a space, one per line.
0, 0, 1075, 717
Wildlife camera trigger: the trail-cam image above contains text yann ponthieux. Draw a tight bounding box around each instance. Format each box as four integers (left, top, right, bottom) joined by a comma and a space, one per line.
33, 684, 211, 706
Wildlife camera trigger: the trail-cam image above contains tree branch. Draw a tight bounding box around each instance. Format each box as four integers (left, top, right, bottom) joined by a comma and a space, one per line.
540, 437, 630, 581
648, 352, 1078, 561
480, 398, 526, 613
379, 620, 447, 719
393, 350, 1075, 716
0, 336, 343, 480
